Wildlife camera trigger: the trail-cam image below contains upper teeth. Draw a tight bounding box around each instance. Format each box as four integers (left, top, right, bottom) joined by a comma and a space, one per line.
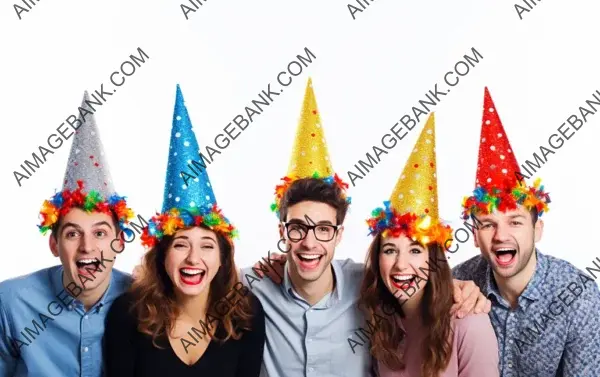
78, 259, 96, 264
181, 269, 202, 275
496, 248, 514, 252
392, 275, 414, 281
299, 254, 321, 260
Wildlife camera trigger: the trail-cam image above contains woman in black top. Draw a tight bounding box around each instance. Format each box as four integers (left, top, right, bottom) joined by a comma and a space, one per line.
104, 224, 265, 377
104, 85, 265, 376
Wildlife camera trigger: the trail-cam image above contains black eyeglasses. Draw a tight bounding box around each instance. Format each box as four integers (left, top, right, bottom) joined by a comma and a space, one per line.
282, 221, 341, 242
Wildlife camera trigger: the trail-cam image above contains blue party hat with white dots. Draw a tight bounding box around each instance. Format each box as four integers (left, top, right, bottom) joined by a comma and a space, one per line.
140, 85, 237, 248
162, 84, 216, 212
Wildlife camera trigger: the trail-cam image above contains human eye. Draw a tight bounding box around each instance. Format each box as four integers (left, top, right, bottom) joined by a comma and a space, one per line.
94, 229, 108, 238
65, 230, 79, 238
510, 220, 523, 226
410, 248, 422, 254
382, 249, 396, 255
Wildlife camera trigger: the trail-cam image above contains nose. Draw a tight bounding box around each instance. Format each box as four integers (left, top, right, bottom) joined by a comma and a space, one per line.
185, 246, 202, 265
393, 251, 411, 271
492, 222, 511, 243
78, 233, 96, 254
300, 229, 318, 250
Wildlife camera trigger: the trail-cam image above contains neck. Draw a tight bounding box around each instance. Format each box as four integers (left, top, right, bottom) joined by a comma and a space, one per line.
63, 271, 111, 312
494, 250, 537, 309
399, 289, 424, 320
176, 288, 210, 322
289, 265, 335, 306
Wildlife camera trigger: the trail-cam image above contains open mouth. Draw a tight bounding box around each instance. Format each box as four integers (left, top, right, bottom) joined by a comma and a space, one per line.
493, 248, 517, 267
76, 259, 101, 273
296, 253, 323, 270
391, 274, 417, 291
179, 268, 206, 285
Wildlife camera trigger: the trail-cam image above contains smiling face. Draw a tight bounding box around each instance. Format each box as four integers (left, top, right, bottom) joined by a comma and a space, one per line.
164, 227, 222, 298
49, 207, 119, 293
378, 235, 430, 305
280, 201, 343, 284
473, 206, 543, 280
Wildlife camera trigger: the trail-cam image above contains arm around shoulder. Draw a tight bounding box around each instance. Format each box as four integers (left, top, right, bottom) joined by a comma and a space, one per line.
455, 313, 499, 377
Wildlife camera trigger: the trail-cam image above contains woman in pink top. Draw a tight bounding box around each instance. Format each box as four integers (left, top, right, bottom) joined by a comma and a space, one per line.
359, 114, 499, 377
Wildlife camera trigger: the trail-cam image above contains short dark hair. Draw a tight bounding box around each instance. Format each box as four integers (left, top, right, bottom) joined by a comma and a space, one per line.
278, 178, 350, 225
530, 207, 539, 225
51, 208, 120, 239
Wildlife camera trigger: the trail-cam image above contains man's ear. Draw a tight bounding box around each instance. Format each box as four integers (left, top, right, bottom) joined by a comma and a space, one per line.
334, 225, 344, 247
473, 230, 480, 248
49, 235, 59, 257
278, 223, 285, 239
534, 218, 544, 243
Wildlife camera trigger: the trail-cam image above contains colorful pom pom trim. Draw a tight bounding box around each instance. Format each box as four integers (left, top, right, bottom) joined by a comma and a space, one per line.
461, 177, 551, 220
270, 172, 351, 217
38, 180, 134, 235
140, 204, 238, 248
366, 201, 453, 247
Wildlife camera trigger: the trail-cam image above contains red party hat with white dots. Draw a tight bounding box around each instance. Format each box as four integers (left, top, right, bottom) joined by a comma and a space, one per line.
461, 87, 551, 219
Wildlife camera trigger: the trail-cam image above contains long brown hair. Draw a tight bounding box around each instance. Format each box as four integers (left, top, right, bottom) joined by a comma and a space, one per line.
130, 224, 253, 347
359, 233, 454, 377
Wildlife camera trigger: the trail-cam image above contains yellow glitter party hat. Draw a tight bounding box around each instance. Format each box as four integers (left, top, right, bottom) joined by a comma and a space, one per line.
366, 113, 452, 246
286, 78, 333, 177
271, 78, 350, 216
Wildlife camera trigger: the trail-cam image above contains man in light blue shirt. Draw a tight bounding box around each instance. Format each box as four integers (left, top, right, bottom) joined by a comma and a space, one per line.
0, 95, 135, 377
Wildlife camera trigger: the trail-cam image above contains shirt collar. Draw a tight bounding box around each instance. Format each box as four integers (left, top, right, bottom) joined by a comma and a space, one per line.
283, 260, 344, 307
51, 265, 117, 314
483, 249, 547, 304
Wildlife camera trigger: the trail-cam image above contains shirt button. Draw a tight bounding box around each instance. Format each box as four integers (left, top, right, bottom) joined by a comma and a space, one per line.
509, 339, 513, 344
68, 305, 74, 310
84, 315, 88, 320
508, 362, 513, 368
308, 367, 314, 372
83, 347, 89, 352
308, 338, 313, 342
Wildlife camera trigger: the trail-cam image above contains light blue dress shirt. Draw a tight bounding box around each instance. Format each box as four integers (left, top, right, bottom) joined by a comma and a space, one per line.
0, 265, 131, 377
241, 258, 372, 377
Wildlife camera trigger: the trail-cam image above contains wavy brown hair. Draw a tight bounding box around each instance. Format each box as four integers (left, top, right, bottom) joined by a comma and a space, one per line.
359, 233, 454, 377
129, 224, 253, 347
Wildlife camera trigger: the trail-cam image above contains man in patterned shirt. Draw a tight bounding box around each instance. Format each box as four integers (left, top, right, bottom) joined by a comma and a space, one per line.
452, 87, 600, 377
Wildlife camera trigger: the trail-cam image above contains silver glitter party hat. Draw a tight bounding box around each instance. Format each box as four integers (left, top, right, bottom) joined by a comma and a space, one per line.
61, 91, 115, 197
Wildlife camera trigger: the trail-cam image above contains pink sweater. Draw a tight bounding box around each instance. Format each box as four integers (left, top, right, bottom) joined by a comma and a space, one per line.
376, 313, 499, 377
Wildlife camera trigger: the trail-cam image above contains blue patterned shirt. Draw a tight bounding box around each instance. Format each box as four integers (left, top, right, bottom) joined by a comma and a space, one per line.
452, 250, 600, 377
0, 265, 131, 377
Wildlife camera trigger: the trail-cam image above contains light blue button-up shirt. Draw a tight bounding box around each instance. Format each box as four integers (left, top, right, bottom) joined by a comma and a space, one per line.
241, 258, 372, 377
0, 265, 131, 377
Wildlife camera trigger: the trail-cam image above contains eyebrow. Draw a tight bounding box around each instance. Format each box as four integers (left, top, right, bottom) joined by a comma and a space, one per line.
381, 242, 396, 248
508, 215, 526, 219
173, 235, 217, 242
287, 218, 335, 225
61, 221, 113, 232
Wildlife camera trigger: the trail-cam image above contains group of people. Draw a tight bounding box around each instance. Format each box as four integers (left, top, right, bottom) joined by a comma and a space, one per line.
0, 80, 598, 377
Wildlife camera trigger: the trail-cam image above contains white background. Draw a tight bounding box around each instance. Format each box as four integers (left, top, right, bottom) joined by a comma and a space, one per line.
0, 0, 598, 286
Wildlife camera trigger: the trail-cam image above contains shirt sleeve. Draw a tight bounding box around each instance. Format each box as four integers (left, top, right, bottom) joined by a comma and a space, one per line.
0, 296, 18, 376
455, 313, 500, 377
561, 280, 600, 377
103, 293, 137, 377
235, 295, 266, 377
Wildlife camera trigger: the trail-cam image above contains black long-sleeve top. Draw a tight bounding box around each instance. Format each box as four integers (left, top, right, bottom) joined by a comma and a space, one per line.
103, 292, 265, 377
